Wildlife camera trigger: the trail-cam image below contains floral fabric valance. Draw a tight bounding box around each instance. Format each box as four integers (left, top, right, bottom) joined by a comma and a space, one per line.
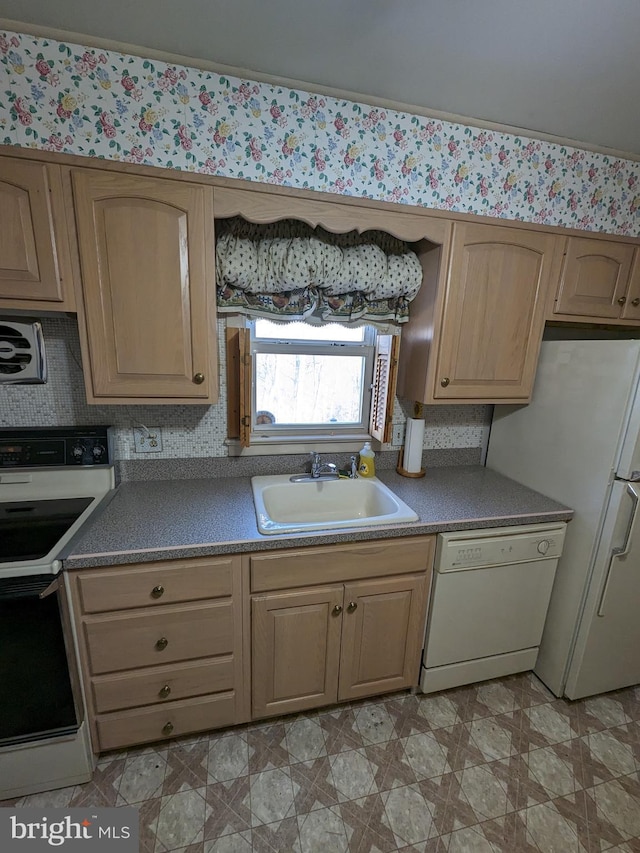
215, 218, 423, 324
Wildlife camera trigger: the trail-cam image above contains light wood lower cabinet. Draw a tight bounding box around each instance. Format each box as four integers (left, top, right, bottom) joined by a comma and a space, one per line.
252, 585, 343, 717
250, 537, 433, 719
69, 537, 434, 748
68, 554, 248, 752
339, 575, 428, 702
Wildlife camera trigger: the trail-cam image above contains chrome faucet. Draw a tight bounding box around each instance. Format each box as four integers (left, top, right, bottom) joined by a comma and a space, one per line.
310, 451, 337, 478
290, 451, 339, 482
350, 455, 358, 479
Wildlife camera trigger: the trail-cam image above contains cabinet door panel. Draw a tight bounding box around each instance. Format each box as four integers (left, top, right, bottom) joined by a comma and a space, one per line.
339, 574, 428, 702
72, 169, 215, 400
0, 158, 64, 302
621, 249, 640, 322
252, 586, 343, 718
436, 223, 559, 401
555, 238, 634, 318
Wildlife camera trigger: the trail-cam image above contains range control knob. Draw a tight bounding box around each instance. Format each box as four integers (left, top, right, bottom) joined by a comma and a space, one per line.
92, 444, 106, 461
537, 539, 551, 555
71, 444, 86, 460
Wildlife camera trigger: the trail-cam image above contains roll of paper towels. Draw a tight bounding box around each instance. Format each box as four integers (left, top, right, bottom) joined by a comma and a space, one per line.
403, 418, 425, 473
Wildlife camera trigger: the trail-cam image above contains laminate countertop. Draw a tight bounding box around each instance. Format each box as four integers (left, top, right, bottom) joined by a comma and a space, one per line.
62, 465, 573, 569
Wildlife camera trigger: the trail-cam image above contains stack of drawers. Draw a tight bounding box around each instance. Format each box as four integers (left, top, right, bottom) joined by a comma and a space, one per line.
68, 555, 246, 752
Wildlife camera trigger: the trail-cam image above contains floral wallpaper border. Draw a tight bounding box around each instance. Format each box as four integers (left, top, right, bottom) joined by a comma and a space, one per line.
1, 29, 639, 236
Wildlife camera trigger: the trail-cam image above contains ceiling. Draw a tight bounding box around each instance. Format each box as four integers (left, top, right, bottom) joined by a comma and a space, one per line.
3, 0, 640, 156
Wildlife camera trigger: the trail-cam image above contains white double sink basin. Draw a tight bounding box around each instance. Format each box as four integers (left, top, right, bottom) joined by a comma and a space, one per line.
251, 474, 419, 535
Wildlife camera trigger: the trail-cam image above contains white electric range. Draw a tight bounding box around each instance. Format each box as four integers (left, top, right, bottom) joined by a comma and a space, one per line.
0, 426, 116, 799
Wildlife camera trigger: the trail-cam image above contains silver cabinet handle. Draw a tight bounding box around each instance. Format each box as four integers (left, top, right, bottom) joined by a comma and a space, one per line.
598, 483, 639, 617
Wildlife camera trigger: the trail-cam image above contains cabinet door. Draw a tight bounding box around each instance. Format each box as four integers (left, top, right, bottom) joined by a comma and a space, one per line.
252, 586, 343, 718
620, 249, 640, 322
338, 574, 428, 702
435, 223, 560, 402
0, 158, 66, 303
72, 169, 216, 401
555, 237, 634, 319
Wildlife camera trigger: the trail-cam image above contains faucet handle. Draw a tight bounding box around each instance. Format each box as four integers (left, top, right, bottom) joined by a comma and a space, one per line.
309, 450, 320, 475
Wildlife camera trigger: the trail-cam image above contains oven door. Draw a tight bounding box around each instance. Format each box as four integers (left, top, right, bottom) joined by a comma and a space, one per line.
0, 575, 80, 747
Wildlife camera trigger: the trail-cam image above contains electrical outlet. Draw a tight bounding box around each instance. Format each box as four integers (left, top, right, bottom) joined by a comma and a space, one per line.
392, 423, 405, 446
133, 426, 163, 453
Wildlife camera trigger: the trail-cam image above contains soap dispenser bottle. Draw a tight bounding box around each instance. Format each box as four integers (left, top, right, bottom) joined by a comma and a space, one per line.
358, 441, 376, 477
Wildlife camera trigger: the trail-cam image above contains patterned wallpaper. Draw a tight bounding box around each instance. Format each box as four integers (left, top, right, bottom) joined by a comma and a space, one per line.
0, 318, 490, 460
1, 29, 639, 236
0, 28, 630, 459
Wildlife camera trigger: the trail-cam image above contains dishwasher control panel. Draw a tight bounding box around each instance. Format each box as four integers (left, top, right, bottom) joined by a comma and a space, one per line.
436, 523, 567, 572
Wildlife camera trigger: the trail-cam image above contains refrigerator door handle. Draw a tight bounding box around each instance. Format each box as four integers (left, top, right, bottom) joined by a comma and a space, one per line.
598, 483, 639, 617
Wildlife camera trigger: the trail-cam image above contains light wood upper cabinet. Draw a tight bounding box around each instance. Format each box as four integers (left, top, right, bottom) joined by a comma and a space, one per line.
436, 223, 561, 402
623, 251, 640, 322
552, 237, 638, 322
399, 222, 562, 404
72, 169, 218, 403
0, 157, 75, 310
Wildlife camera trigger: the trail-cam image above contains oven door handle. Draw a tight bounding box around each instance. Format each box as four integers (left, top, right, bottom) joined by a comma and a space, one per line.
39, 577, 60, 599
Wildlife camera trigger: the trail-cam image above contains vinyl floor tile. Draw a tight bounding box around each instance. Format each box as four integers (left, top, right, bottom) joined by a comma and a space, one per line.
4, 675, 640, 852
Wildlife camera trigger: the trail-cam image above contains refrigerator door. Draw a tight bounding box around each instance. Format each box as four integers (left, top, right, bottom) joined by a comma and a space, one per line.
616, 377, 640, 480
564, 479, 640, 699
487, 339, 640, 695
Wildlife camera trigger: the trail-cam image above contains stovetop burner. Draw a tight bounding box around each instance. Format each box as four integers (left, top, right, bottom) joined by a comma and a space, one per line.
0, 427, 116, 578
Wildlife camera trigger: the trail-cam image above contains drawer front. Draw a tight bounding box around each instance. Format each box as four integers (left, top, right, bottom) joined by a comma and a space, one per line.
92, 657, 234, 713
77, 557, 234, 613
96, 691, 236, 751
251, 536, 433, 592
85, 601, 234, 674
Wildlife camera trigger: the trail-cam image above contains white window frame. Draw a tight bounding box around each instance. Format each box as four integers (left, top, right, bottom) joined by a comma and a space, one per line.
225, 318, 400, 457
248, 319, 376, 446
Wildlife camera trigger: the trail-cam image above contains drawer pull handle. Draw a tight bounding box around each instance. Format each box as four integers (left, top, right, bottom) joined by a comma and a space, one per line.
162, 722, 174, 736
159, 684, 171, 699
332, 604, 343, 615
156, 637, 169, 651
347, 601, 358, 613
151, 585, 165, 599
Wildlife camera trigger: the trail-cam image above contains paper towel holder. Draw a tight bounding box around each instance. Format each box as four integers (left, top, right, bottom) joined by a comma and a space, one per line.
396, 449, 425, 478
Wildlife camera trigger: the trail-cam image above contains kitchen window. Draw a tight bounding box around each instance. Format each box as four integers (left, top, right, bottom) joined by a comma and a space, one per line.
226, 320, 398, 452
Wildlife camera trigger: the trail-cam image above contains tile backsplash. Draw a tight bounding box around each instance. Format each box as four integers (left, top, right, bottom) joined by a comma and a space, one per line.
0, 316, 490, 460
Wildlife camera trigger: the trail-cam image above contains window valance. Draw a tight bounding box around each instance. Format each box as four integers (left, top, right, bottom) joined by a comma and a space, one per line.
215, 218, 423, 325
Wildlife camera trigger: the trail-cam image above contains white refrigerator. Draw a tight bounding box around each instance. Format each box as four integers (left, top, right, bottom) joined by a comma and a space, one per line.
486, 337, 640, 700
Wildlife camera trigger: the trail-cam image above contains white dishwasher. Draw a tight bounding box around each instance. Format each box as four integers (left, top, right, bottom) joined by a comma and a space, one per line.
420, 522, 566, 694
